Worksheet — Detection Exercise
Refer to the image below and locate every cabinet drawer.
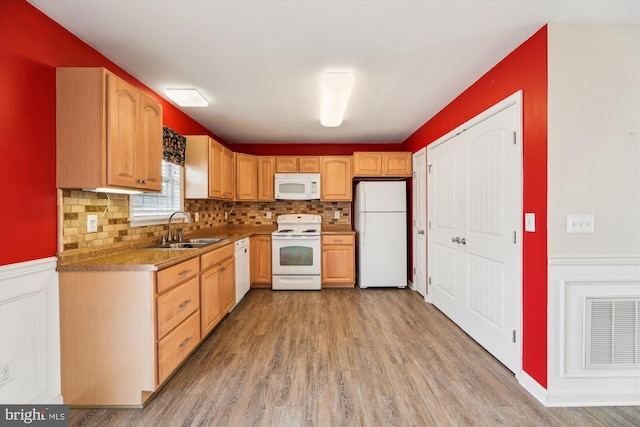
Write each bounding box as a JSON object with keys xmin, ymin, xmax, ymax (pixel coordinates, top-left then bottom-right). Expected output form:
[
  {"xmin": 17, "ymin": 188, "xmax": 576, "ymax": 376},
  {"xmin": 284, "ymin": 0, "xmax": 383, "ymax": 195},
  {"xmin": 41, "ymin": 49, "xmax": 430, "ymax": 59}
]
[
  {"xmin": 157, "ymin": 310, "xmax": 200, "ymax": 384},
  {"xmin": 157, "ymin": 257, "xmax": 200, "ymax": 294},
  {"xmin": 201, "ymin": 244, "xmax": 234, "ymax": 271},
  {"xmin": 322, "ymin": 235, "xmax": 354, "ymax": 245},
  {"xmin": 157, "ymin": 276, "xmax": 200, "ymax": 339}
]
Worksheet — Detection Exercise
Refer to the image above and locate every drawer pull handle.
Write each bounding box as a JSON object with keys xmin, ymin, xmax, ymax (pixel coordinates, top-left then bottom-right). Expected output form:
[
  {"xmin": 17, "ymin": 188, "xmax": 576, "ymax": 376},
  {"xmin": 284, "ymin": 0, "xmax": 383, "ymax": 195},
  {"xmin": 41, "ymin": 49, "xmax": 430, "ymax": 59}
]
[
  {"xmin": 178, "ymin": 299, "xmax": 192, "ymax": 310},
  {"xmin": 179, "ymin": 336, "xmax": 193, "ymax": 349},
  {"xmin": 334, "ymin": 239, "xmax": 343, "ymax": 243},
  {"xmin": 178, "ymin": 269, "xmax": 192, "ymax": 276}
]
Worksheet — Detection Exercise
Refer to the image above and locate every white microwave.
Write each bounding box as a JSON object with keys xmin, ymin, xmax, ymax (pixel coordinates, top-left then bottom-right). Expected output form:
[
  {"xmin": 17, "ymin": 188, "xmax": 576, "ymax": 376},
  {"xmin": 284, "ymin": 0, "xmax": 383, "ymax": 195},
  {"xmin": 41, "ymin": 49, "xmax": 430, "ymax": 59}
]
[{"xmin": 275, "ymin": 173, "xmax": 321, "ymax": 200}]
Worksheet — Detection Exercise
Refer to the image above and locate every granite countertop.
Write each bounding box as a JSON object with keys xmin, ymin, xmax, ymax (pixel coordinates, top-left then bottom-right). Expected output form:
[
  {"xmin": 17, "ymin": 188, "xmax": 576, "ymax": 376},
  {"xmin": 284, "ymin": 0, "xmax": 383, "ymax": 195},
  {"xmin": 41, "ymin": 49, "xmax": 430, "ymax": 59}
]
[
  {"xmin": 57, "ymin": 225, "xmax": 276, "ymax": 272},
  {"xmin": 57, "ymin": 223, "xmax": 354, "ymax": 272}
]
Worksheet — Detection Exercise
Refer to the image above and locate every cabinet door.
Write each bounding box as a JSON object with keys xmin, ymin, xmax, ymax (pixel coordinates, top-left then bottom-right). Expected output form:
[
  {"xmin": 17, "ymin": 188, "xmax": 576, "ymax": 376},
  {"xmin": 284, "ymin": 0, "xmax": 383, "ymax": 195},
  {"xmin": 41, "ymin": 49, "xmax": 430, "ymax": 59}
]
[
  {"xmin": 219, "ymin": 258, "xmax": 236, "ymax": 314},
  {"xmin": 223, "ymin": 148, "xmax": 235, "ymax": 199},
  {"xmin": 139, "ymin": 94, "xmax": 163, "ymax": 191},
  {"xmin": 107, "ymin": 73, "xmax": 139, "ymax": 188},
  {"xmin": 276, "ymin": 157, "xmax": 297, "ymax": 173},
  {"xmin": 321, "ymin": 156, "xmax": 352, "ymax": 201},
  {"xmin": 353, "ymin": 152, "xmax": 382, "ymax": 176},
  {"xmin": 321, "ymin": 235, "xmax": 355, "ymax": 287},
  {"xmin": 258, "ymin": 157, "xmax": 275, "ymax": 201},
  {"xmin": 298, "ymin": 156, "xmax": 320, "ymax": 173},
  {"xmin": 250, "ymin": 236, "xmax": 272, "ymax": 287},
  {"xmin": 383, "ymin": 152, "xmax": 412, "ymax": 176},
  {"xmin": 200, "ymin": 266, "xmax": 221, "ymax": 337},
  {"xmin": 208, "ymin": 140, "xmax": 224, "ymax": 198},
  {"xmin": 236, "ymin": 153, "xmax": 257, "ymax": 200}
]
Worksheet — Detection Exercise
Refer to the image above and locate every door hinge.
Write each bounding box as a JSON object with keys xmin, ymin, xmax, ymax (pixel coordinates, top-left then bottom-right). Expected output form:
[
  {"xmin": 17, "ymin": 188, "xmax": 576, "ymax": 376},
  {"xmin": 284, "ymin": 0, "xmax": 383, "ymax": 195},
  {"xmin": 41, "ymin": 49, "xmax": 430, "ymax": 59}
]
[
  {"xmin": 428, "ymin": 277, "xmax": 431, "ymax": 285},
  {"xmin": 413, "ymin": 267, "xmax": 416, "ymax": 274},
  {"xmin": 512, "ymin": 330, "xmax": 516, "ymax": 343},
  {"xmin": 428, "ymin": 221, "xmax": 431, "ymax": 229},
  {"xmin": 428, "ymin": 164, "xmax": 432, "ymax": 173},
  {"xmin": 513, "ymin": 231, "xmax": 517, "ymax": 244},
  {"xmin": 513, "ymin": 131, "xmax": 517, "ymax": 145}
]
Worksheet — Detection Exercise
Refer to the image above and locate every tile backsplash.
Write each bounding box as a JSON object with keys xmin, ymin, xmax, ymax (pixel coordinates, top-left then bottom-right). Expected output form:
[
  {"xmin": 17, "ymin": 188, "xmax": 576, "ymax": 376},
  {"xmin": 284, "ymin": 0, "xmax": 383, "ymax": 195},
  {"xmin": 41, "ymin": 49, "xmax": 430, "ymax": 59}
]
[{"xmin": 60, "ymin": 190, "xmax": 351, "ymax": 255}]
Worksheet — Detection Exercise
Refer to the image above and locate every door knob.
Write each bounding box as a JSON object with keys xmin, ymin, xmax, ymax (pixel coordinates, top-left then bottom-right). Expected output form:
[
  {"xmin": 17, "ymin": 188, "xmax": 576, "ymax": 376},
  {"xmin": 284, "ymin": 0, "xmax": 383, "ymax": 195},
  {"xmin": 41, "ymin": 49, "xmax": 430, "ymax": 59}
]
[
  {"xmin": 418, "ymin": 230, "xmax": 425, "ymax": 235},
  {"xmin": 452, "ymin": 236, "xmax": 460, "ymax": 243},
  {"xmin": 461, "ymin": 237, "xmax": 466, "ymax": 245}
]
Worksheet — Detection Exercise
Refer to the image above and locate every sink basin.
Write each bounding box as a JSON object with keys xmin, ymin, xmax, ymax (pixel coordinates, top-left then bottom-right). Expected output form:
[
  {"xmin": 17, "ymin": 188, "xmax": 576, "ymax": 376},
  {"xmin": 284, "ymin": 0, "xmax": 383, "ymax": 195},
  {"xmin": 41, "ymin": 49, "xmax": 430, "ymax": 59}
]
[
  {"xmin": 144, "ymin": 237, "xmax": 228, "ymax": 250},
  {"xmin": 146, "ymin": 242, "xmax": 210, "ymax": 250},
  {"xmin": 185, "ymin": 238, "xmax": 227, "ymax": 244}
]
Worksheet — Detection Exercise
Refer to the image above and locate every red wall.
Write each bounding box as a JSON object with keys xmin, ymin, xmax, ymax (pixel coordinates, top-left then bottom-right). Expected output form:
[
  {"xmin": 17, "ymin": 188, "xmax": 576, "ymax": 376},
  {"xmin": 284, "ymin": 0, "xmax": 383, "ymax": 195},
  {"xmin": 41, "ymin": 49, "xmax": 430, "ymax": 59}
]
[
  {"xmin": 231, "ymin": 143, "xmax": 403, "ymax": 156},
  {"xmin": 0, "ymin": 1, "xmax": 405, "ymax": 265},
  {"xmin": 402, "ymin": 27, "xmax": 548, "ymax": 387}
]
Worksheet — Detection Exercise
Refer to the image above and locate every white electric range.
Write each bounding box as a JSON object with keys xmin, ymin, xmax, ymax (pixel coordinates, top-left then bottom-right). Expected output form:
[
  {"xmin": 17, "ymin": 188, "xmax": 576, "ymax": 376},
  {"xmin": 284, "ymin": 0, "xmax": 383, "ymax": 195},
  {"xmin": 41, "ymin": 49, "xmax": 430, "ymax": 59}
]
[{"xmin": 271, "ymin": 214, "xmax": 322, "ymax": 290}]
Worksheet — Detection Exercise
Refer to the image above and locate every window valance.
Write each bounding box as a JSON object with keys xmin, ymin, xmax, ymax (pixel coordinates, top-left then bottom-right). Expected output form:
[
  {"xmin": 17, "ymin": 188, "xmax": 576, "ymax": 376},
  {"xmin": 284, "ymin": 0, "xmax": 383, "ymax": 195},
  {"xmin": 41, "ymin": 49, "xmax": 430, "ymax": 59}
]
[{"xmin": 162, "ymin": 126, "xmax": 186, "ymax": 166}]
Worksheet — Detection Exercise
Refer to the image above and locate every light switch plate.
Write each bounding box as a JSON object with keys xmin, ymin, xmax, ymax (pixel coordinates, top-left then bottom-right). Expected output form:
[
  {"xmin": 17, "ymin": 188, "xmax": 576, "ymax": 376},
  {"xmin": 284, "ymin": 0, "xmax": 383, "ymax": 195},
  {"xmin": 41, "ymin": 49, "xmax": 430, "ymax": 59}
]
[
  {"xmin": 266, "ymin": 212, "xmax": 272, "ymax": 219},
  {"xmin": 334, "ymin": 211, "xmax": 340, "ymax": 219},
  {"xmin": 87, "ymin": 215, "xmax": 98, "ymax": 233},
  {"xmin": 566, "ymin": 214, "xmax": 595, "ymax": 233},
  {"xmin": 524, "ymin": 213, "xmax": 535, "ymax": 232}
]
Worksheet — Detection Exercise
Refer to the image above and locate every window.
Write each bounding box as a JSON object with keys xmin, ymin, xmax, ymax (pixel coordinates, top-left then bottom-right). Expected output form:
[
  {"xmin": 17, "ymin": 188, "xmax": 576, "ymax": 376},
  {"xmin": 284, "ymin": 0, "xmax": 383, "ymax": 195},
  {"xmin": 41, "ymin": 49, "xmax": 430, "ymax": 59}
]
[{"xmin": 130, "ymin": 160, "xmax": 183, "ymax": 226}]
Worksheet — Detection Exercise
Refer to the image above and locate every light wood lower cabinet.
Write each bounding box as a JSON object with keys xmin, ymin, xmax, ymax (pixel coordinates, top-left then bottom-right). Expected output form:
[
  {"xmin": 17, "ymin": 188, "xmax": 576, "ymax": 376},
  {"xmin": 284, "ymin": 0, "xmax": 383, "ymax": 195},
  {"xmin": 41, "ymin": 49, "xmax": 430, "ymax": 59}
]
[
  {"xmin": 250, "ymin": 235, "xmax": 272, "ymax": 287},
  {"xmin": 321, "ymin": 234, "xmax": 355, "ymax": 288},
  {"xmin": 200, "ymin": 244, "xmax": 235, "ymax": 338},
  {"xmin": 58, "ymin": 245, "xmax": 238, "ymax": 407}
]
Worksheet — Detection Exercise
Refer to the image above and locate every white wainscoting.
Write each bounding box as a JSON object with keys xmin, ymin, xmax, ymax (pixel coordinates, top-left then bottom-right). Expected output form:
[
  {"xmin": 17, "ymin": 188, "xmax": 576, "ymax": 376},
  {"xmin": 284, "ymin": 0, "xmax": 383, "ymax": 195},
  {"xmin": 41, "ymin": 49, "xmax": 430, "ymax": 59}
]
[
  {"xmin": 546, "ymin": 255, "xmax": 640, "ymax": 407},
  {"xmin": 0, "ymin": 257, "xmax": 61, "ymax": 404}
]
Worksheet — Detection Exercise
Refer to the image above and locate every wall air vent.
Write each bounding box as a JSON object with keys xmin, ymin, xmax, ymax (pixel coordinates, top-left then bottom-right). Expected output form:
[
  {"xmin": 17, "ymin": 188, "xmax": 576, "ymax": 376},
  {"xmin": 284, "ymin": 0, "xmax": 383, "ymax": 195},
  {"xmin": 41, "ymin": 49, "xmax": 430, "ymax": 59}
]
[{"xmin": 586, "ymin": 298, "xmax": 640, "ymax": 370}]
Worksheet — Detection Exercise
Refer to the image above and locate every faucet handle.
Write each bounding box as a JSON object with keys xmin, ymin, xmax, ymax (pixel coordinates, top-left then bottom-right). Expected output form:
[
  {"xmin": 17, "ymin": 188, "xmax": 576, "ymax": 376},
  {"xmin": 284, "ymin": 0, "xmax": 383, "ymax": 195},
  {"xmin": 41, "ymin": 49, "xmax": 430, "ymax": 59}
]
[
  {"xmin": 178, "ymin": 228, "xmax": 183, "ymax": 242},
  {"xmin": 161, "ymin": 235, "xmax": 167, "ymax": 245}
]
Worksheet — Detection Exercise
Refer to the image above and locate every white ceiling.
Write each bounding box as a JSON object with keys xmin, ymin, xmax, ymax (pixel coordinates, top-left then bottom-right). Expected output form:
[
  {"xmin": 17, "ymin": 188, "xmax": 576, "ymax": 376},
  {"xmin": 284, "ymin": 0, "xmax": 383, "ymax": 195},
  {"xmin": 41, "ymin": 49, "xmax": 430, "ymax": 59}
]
[{"xmin": 29, "ymin": 0, "xmax": 639, "ymax": 144}]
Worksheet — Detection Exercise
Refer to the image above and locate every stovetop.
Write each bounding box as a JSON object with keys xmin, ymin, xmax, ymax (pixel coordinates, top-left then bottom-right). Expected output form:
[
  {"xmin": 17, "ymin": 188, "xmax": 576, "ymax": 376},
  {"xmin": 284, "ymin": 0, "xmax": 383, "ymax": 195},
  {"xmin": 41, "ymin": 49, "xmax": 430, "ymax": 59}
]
[{"xmin": 273, "ymin": 214, "xmax": 321, "ymax": 235}]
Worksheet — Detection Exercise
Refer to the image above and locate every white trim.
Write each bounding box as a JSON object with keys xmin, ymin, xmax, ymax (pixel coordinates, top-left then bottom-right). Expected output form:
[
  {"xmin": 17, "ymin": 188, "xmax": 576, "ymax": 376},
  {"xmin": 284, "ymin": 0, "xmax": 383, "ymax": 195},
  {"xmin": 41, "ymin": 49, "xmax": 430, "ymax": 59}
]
[
  {"xmin": 0, "ymin": 257, "xmax": 61, "ymax": 405},
  {"xmin": 518, "ymin": 371, "xmax": 548, "ymax": 406},
  {"xmin": 549, "ymin": 255, "xmax": 640, "ymax": 266}
]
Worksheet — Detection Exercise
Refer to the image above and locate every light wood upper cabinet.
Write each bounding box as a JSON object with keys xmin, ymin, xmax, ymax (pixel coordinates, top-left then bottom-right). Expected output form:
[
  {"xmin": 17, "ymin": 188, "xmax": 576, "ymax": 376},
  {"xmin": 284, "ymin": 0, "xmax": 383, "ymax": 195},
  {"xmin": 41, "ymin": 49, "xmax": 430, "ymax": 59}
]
[
  {"xmin": 321, "ymin": 234, "xmax": 355, "ymax": 287},
  {"xmin": 250, "ymin": 236, "xmax": 272, "ymax": 287},
  {"xmin": 185, "ymin": 135, "xmax": 234, "ymax": 200},
  {"xmin": 353, "ymin": 152, "xmax": 412, "ymax": 177},
  {"xmin": 276, "ymin": 156, "xmax": 320, "ymax": 173},
  {"xmin": 57, "ymin": 67, "xmax": 162, "ymax": 192},
  {"xmin": 321, "ymin": 156, "xmax": 352, "ymax": 201},
  {"xmin": 298, "ymin": 156, "xmax": 320, "ymax": 172},
  {"xmin": 258, "ymin": 156, "xmax": 275, "ymax": 201},
  {"xmin": 235, "ymin": 153, "xmax": 258, "ymax": 201}
]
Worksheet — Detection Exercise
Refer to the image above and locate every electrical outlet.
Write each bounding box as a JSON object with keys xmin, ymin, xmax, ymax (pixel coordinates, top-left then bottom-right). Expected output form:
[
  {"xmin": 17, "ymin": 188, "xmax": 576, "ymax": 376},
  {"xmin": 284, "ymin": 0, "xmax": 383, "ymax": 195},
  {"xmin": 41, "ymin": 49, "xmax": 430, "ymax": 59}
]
[
  {"xmin": 194, "ymin": 212, "xmax": 199, "ymax": 222},
  {"xmin": 87, "ymin": 215, "xmax": 98, "ymax": 233},
  {"xmin": 224, "ymin": 212, "xmax": 228, "ymax": 220},
  {"xmin": 1, "ymin": 360, "xmax": 14, "ymax": 386},
  {"xmin": 334, "ymin": 211, "xmax": 340, "ymax": 219},
  {"xmin": 266, "ymin": 212, "xmax": 272, "ymax": 219}
]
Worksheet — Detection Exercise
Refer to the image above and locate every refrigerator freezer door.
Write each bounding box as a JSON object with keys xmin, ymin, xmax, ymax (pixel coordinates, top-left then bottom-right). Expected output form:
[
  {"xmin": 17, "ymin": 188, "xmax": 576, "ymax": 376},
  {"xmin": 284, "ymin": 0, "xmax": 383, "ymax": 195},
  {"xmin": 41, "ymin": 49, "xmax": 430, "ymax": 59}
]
[
  {"xmin": 357, "ymin": 211, "xmax": 407, "ymax": 288},
  {"xmin": 357, "ymin": 181, "xmax": 406, "ymax": 212}
]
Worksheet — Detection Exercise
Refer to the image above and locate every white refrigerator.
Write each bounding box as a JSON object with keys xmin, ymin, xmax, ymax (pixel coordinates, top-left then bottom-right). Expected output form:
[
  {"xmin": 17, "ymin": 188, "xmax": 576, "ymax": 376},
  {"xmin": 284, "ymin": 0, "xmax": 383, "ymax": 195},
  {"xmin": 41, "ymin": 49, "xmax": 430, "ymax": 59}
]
[{"xmin": 354, "ymin": 181, "xmax": 407, "ymax": 288}]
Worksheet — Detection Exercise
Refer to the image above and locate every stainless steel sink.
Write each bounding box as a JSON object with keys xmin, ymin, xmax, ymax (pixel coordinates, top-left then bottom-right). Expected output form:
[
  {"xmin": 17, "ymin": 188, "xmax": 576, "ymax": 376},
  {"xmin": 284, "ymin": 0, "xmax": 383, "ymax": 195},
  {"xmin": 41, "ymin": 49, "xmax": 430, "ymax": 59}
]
[
  {"xmin": 144, "ymin": 237, "xmax": 227, "ymax": 250},
  {"xmin": 146, "ymin": 242, "xmax": 210, "ymax": 250},
  {"xmin": 185, "ymin": 238, "xmax": 227, "ymax": 244}
]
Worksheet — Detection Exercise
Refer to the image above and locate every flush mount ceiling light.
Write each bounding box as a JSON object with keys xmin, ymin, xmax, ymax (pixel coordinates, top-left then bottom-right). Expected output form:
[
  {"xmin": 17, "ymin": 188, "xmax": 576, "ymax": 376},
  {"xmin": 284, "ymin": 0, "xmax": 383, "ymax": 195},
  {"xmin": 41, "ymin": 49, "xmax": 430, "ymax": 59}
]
[
  {"xmin": 320, "ymin": 71, "xmax": 354, "ymax": 127},
  {"xmin": 164, "ymin": 88, "xmax": 208, "ymax": 107}
]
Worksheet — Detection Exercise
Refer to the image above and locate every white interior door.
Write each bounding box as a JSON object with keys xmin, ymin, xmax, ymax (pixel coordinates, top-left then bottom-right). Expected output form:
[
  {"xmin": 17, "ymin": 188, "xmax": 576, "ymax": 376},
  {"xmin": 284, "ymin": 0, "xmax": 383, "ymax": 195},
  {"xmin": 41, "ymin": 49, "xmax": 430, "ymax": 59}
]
[
  {"xmin": 412, "ymin": 148, "xmax": 428, "ymax": 298},
  {"xmin": 428, "ymin": 96, "xmax": 522, "ymax": 374}
]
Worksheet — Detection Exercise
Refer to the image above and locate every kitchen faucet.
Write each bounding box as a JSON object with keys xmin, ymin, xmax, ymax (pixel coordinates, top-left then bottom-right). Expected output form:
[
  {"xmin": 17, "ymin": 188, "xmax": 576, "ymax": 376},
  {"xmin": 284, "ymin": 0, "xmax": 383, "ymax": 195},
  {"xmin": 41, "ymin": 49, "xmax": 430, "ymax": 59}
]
[{"xmin": 166, "ymin": 211, "xmax": 192, "ymax": 243}]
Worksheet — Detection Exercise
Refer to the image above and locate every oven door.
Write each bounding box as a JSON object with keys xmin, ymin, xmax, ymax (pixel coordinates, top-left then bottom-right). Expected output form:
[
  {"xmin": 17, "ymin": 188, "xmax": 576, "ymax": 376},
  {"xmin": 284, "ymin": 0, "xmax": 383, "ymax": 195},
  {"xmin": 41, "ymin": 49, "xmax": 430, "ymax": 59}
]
[{"xmin": 272, "ymin": 235, "xmax": 321, "ymax": 276}]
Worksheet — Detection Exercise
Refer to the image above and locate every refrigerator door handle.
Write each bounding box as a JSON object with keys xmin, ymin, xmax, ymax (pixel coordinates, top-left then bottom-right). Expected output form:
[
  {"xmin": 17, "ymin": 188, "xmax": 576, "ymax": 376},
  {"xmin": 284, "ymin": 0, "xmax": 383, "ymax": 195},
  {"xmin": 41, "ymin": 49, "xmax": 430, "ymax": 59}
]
[{"xmin": 361, "ymin": 213, "xmax": 365, "ymax": 246}]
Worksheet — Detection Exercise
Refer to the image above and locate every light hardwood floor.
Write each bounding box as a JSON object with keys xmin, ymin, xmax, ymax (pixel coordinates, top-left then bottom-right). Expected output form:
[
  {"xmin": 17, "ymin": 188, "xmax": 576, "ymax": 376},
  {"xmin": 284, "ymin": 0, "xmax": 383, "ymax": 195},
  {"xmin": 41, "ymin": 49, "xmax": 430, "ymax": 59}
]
[{"xmin": 70, "ymin": 288, "xmax": 640, "ymax": 426}]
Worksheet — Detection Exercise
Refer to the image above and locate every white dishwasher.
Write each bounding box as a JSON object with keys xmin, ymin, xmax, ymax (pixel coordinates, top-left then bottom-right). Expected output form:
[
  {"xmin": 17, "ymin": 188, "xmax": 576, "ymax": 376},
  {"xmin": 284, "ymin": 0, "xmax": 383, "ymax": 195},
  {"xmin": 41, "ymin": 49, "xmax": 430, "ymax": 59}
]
[{"xmin": 233, "ymin": 237, "xmax": 250, "ymax": 310}]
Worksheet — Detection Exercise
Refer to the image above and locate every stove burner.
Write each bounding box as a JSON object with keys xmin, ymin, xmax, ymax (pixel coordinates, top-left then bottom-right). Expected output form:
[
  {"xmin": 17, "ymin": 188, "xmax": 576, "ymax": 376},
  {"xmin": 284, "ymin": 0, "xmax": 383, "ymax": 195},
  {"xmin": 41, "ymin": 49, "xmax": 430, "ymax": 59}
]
[
  {"xmin": 278, "ymin": 229, "xmax": 294, "ymax": 233},
  {"xmin": 302, "ymin": 229, "xmax": 317, "ymax": 233}
]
